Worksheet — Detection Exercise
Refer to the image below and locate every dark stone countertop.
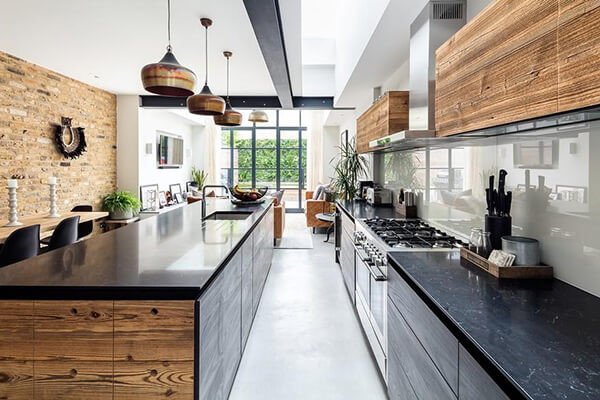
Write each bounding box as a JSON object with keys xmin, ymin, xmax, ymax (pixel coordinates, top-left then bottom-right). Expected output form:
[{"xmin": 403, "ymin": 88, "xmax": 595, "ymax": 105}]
[
  {"xmin": 388, "ymin": 251, "xmax": 600, "ymax": 400},
  {"xmin": 336, "ymin": 199, "xmax": 398, "ymax": 220},
  {"xmin": 0, "ymin": 199, "xmax": 272, "ymax": 300}
]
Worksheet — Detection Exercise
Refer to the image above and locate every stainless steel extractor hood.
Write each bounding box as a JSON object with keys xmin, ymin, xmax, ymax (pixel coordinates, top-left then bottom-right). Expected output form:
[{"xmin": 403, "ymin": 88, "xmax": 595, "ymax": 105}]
[{"xmin": 369, "ymin": 0, "xmax": 466, "ymax": 150}]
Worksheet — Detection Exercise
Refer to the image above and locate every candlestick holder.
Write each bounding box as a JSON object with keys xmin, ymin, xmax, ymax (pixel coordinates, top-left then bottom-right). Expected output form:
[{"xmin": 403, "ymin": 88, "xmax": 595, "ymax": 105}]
[
  {"xmin": 48, "ymin": 183, "xmax": 60, "ymax": 218},
  {"xmin": 4, "ymin": 186, "xmax": 22, "ymax": 227}
]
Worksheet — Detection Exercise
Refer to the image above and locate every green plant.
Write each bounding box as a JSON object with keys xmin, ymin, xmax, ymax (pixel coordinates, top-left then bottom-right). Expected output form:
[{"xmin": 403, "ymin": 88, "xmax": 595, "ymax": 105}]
[
  {"xmin": 384, "ymin": 151, "xmax": 420, "ymax": 188},
  {"xmin": 102, "ymin": 190, "xmax": 141, "ymax": 215},
  {"xmin": 191, "ymin": 167, "xmax": 208, "ymax": 189},
  {"xmin": 330, "ymin": 137, "xmax": 369, "ymax": 201}
]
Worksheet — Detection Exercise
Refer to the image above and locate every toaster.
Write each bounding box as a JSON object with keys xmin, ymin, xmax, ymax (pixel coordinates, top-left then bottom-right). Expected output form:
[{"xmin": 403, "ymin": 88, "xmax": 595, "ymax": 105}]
[{"xmin": 366, "ymin": 187, "xmax": 393, "ymax": 205}]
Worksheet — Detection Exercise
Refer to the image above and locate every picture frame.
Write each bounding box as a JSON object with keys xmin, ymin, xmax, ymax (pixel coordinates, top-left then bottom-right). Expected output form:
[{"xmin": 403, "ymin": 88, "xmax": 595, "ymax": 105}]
[
  {"xmin": 186, "ymin": 181, "xmax": 197, "ymax": 193},
  {"xmin": 139, "ymin": 184, "xmax": 159, "ymax": 211},
  {"xmin": 174, "ymin": 193, "xmax": 184, "ymax": 204},
  {"xmin": 170, "ymin": 183, "xmax": 182, "ymax": 197},
  {"xmin": 158, "ymin": 191, "xmax": 167, "ymax": 208},
  {"xmin": 340, "ymin": 129, "xmax": 348, "ymax": 152}
]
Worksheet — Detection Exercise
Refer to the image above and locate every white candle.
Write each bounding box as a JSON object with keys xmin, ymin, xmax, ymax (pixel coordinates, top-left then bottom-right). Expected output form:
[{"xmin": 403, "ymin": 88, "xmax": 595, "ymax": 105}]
[
  {"xmin": 47, "ymin": 176, "xmax": 57, "ymax": 185},
  {"xmin": 7, "ymin": 179, "xmax": 17, "ymax": 188}
]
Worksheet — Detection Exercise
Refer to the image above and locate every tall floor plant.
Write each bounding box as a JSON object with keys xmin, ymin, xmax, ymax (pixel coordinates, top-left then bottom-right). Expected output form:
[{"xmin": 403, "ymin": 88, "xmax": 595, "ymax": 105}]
[{"xmin": 330, "ymin": 137, "xmax": 368, "ymax": 201}]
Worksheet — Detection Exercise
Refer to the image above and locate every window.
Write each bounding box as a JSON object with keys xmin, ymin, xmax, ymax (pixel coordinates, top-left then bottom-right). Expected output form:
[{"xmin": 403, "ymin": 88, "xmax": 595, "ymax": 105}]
[{"xmin": 219, "ymin": 110, "xmax": 307, "ymax": 211}]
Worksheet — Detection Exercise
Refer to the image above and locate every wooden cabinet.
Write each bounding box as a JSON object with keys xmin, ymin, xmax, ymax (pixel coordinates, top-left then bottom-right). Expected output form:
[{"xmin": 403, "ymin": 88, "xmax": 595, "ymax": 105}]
[
  {"xmin": 0, "ymin": 301, "xmax": 34, "ymax": 400},
  {"xmin": 435, "ymin": 0, "xmax": 559, "ymax": 137},
  {"xmin": 241, "ymin": 232, "xmax": 254, "ymax": 349},
  {"xmin": 388, "ymin": 267, "xmax": 458, "ymax": 394},
  {"xmin": 356, "ymin": 91, "xmax": 409, "ymax": 153},
  {"xmin": 198, "ymin": 252, "xmax": 242, "ymax": 400},
  {"xmin": 114, "ymin": 301, "xmax": 195, "ymax": 399},
  {"xmin": 459, "ymin": 345, "xmax": 509, "ymax": 400},
  {"xmin": 387, "ymin": 298, "xmax": 456, "ymax": 400},
  {"xmin": 557, "ymin": 0, "xmax": 600, "ymax": 112},
  {"xmin": 338, "ymin": 210, "xmax": 355, "ymax": 302}
]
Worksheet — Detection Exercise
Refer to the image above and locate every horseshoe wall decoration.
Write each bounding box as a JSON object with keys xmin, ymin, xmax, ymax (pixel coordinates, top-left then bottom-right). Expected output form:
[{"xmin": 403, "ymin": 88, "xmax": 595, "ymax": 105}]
[{"xmin": 54, "ymin": 117, "xmax": 87, "ymax": 159}]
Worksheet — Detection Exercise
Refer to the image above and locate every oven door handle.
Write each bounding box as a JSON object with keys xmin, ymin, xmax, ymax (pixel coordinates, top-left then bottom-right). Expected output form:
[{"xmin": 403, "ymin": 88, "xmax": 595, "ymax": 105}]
[{"xmin": 353, "ymin": 243, "xmax": 386, "ymax": 281}]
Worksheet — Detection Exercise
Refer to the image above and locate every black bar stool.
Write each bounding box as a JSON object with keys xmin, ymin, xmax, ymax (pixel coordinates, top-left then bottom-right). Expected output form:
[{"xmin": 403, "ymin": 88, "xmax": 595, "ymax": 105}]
[
  {"xmin": 40, "ymin": 216, "xmax": 80, "ymax": 252},
  {"xmin": 0, "ymin": 224, "xmax": 40, "ymax": 267},
  {"xmin": 71, "ymin": 204, "xmax": 93, "ymax": 239}
]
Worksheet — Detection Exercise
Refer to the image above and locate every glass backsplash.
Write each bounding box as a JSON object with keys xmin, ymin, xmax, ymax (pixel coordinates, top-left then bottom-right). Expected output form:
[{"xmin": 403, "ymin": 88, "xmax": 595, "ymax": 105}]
[{"xmin": 376, "ymin": 120, "xmax": 600, "ymax": 297}]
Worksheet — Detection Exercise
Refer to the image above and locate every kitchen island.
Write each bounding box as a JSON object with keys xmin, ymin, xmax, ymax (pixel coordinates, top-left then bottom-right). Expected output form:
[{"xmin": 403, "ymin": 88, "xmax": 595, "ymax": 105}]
[{"xmin": 0, "ymin": 199, "xmax": 274, "ymax": 400}]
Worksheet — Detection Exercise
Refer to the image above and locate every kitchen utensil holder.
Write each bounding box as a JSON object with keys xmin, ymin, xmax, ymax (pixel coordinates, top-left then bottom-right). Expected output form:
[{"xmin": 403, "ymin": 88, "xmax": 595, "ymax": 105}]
[
  {"xmin": 485, "ymin": 215, "xmax": 511, "ymax": 250},
  {"xmin": 395, "ymin": 204, "xmax": 417, "ymax": 218}
]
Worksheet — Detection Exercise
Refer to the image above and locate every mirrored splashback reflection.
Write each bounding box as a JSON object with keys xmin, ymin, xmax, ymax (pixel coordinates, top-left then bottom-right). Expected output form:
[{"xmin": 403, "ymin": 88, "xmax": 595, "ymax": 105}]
[{"xmin": 376, "ymin": 120, "xmax": 600, "ymax": 296}]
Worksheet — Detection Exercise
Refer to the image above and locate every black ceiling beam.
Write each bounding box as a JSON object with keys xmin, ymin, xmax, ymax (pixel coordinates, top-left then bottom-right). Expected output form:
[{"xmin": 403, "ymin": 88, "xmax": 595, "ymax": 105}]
[
  {"xmin": 139, "ymin": 95, "xmax": 349, "ymax": 110},
  {"xmin": 242, "ymin": 0, "xmax": 294, "ymax": 108}
]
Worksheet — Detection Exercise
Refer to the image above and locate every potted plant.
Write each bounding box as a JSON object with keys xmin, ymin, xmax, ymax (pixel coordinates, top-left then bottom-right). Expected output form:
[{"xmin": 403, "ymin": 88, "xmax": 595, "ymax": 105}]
[
  {"xmin": 330, "ymin": 137, "xmax": 369, "ymax": 201},
  {"xmin": 102, "ymin": 190, "xmax": 142, "ymax": 220},
  {"xmin": 191, "ymin": 167, "xmax": 208, "ymax": 190}
]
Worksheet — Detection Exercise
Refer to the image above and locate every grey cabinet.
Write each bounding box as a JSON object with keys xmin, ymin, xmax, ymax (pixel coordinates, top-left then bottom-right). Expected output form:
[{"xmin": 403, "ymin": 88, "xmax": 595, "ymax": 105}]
[
  {"xmin": 338, "ymin": 211, "xmax": 355, "ymax": 302},
  {"xmin": 387, "ymin": 298, "xmax": 456, "ymax": 400},
  {"xmin": 459, "ymin": 345, "xmax": 509, "ymax": 400},
  {"xmin": 388, "ymin": 266, "xmax": 458, "ymax": 394},
  {"xmin": 241, "ymin": 233, "xmax": 253, "ymax": 349},
  {"xmin": 198, "ymin": 251, "xmax": 242, "ymax": 400},
  {"xmin": 253, "ymin": 207, "xmax": 273, "ymax": 314}
]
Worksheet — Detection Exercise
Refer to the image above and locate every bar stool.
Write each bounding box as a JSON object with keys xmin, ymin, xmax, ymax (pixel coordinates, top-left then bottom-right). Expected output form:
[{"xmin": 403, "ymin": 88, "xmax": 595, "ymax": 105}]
[
  {"xmin": 71, "ymin": 204, "xmax": 93, "ymax": 239},
  {"xmin": 0, "ymin": 224, "xmax": 40, "ymax": 267},
  {"xmin": 40, "ymin": 216, "xmax": 80, "ymax": 252}
]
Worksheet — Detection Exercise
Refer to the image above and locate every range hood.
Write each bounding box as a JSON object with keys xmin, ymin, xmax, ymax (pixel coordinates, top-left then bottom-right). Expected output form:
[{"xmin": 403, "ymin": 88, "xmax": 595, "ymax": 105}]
[{"xmin": 369, "ymin": 0, "xmax": 466, "ymax": 150}]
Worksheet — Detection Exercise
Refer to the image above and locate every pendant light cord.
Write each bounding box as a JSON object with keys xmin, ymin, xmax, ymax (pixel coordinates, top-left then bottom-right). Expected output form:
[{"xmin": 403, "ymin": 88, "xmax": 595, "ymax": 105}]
[
  {"xmin": 167, "ymin": 0, "xmax": 172, "ymax": 51},
  {"xmin": 204, "ymin": 24, "xmax": 209, "ymax": 86},
  {"xmin": 226, "ymin": 55, "xmax": 230, "ymax": 102}
]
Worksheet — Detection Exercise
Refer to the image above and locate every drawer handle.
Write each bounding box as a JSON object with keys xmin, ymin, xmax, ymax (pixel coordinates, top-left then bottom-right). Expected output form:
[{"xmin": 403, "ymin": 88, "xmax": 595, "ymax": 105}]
[
  {"xmin": 70, "ymin": 308, "xmax": 78, "ymax": 315},
  {"xmin": 151, "ymin": 308, "xmax": 159, "ymax": 315}
]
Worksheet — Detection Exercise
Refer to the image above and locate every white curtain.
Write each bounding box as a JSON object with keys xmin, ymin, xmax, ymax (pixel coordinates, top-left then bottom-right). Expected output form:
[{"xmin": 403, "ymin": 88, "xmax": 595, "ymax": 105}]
[
  {"xmin": 204, "ymin": 118, "xmax": 220, "ymax": 185},
  {"xmin": 306, "ymin": 110, "xmax": 325, "ymax": 190}
]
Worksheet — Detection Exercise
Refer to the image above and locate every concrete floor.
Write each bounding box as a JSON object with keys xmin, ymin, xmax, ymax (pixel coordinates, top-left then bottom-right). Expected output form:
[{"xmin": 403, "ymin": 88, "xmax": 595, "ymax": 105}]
[{"xmin": 229, "ymin": 214, "xmax": 387, "ymax": 400}]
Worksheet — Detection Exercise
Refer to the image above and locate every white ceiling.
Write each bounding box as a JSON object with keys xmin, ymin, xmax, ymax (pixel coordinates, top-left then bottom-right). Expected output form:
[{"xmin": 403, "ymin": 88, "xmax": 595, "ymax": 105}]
[{"xmin": 0, "ymin": 0, "xmax": 276, "ymax": 96}]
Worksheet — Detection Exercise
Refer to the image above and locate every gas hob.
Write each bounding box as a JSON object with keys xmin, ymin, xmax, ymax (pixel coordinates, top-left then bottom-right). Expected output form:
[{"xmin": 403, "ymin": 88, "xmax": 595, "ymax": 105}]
[{"xmin": 360, "ymin": 217, "xmax": 465, "ymax": 250}]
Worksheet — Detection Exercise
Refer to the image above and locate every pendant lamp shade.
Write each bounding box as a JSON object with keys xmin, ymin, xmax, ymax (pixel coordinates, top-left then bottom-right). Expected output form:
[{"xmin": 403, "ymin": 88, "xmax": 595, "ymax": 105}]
[
  {"xmin": 248, "ymin": 110, "xmax": 269, "ymax": 123},
  {"xmin": 214, "ymin": 51, "xmax": 242, "ymax": 126},
  {"xmin": 141, "ymin": 0, "xmax": 196, "ymax": 96},
  {"xmin": 187, "ymin": 18, "xmax": 226, "ymax": 116}
]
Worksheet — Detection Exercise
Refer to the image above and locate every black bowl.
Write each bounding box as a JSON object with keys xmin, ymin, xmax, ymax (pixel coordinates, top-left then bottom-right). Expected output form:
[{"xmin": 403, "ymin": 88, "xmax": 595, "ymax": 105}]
[{"xmin": 230, "ymin": 187, "xmax": 268, "ymax": 201}]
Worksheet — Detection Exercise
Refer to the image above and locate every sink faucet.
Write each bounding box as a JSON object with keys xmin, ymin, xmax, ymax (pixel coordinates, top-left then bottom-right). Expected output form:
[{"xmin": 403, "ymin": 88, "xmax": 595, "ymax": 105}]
[{"xmin": 202, "ymin": 185, "xmax": 230, "ymax": 218}]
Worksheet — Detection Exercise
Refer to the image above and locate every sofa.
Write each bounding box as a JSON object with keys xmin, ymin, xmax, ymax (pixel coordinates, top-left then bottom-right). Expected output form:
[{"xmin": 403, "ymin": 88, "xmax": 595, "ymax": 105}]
[{"xmin": 305, "ymin": 191, "xmax": 332, "ymax": 230}]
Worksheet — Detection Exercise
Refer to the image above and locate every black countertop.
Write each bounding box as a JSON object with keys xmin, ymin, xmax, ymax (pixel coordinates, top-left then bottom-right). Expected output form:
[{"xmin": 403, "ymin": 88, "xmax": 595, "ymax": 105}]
[
  {"xmin": 0, "ymin": 199, "xmax": 272, "ymax": 300},
  {"xmin": 388, "ymin": 251, "xmax": 600, "ymax": 400},
  {"xmin": 336, "ymin": 199, "xmax": 398, "ymax": 220}
]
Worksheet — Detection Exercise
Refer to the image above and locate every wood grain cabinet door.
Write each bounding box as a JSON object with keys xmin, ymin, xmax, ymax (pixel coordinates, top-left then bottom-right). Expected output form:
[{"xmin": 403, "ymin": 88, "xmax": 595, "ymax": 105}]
[
  {"xmin": 199, "ymin": 274, "xmax": 225, "ymax": 400},
  {"xmin": 241, "ymin": 233, "xmax": 254, "ymax": 349},
  {"xmin": 458, "ymin": 345, "xmax": 509, "ymax": 400},
  {"xmin": 0, "ymin": 301, "xmax": 34, "ymax": 400},
  {"xmin": 114, "ymin": 301, "xmax": 195, "ymax": 400},
  {"xmin": 557, "ymin": 0, "xmax": 600, "ymax": 112},
  {"xmin": 221, "ymin": 252, "xmax": 242, "ymax": 397},
  {"xmin": 33, "ymin": 300, "xmax": 114, "ymax": 400}
]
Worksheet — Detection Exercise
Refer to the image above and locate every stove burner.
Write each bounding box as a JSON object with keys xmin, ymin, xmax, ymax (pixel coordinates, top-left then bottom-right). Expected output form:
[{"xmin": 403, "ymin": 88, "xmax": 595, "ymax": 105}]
[{"xmin": 363, "ymin": 217, "xmax": 462, "ymax": 250}]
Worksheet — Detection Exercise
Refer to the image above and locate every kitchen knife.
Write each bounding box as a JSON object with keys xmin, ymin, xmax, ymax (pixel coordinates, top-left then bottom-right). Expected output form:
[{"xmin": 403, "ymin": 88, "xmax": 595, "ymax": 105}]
[
  {"xmin": 485, "ymin": 188, "xmax": 492, "ymax": 215},
  {"xmin": 498, "ymin": 170, "xmax": 507, "ymax": 216},
  {"xmin": 506, "ymin": 191, "xmax": 512, "ymax": 216},
  {"xmin": 492, "ymin": 189, "xmax": 498, "ymax": 216}
]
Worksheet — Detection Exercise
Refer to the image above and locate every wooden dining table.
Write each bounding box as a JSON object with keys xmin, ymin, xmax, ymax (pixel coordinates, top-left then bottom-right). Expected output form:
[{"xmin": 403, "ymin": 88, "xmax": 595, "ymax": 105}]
[{"xmin": 0, "ymin": 211, "xmax": 108, "ymax": 243}]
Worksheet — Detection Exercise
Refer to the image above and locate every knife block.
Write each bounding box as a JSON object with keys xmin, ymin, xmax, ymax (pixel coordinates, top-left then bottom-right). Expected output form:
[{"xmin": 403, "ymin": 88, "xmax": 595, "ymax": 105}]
[{"xmin": 485, "ymin": 215, "xmax": 511, "ymax": 250}]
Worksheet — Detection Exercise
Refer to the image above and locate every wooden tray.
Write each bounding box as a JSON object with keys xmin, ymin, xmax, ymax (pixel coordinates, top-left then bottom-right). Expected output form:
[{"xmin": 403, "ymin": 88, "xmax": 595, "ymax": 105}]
[{"xmin": 460, "ymin": 247, "xmax": 553, "ymax": 279}]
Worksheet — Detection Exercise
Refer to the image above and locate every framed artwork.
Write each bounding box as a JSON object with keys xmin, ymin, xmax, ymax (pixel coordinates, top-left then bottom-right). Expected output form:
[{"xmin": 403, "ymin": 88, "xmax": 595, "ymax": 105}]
[
  {"xmin": 170, "ymin": 183, "xmax": 182, "ymax": 197},
  {"xmin": 186, "ymin": 181, "xmax": 197, "ymax": 193},
  {"xmin": 340, "ymin": 129, "xmax": 348, "ymax": 152},
  {"xmin": 140, "ymin": 184, "xmax": 159, "ymax": 211},
  {"xmin": 158, "ymin": 191, "xmax": 167, "ymax": 208},
  {"xmin": 555, "ymin": 185, "xmax": 587, "ymax": 203},
  {"xmin": 174, "ymin": 193, "xmax": 184, "ymax": 204}
]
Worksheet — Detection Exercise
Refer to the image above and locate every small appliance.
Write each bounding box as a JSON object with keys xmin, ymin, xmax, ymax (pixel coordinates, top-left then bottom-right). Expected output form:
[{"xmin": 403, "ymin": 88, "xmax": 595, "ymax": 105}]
[{"xmin": 366, "ymin": 187, "xmax": 393, "ymax": 206}]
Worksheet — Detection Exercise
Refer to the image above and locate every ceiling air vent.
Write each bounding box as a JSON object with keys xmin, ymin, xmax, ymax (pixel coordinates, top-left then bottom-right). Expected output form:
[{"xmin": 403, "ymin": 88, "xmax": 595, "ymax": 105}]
[{"xmin": 433, "ymin": 2, "xmax": 464, "ymax": 20}]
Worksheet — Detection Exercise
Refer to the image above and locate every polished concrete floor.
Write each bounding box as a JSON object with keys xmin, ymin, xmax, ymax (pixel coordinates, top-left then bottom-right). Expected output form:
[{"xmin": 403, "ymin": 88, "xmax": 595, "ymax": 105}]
[{"xmin": 230, "ymin": 214, "xmax": 387, "ymax": 400}]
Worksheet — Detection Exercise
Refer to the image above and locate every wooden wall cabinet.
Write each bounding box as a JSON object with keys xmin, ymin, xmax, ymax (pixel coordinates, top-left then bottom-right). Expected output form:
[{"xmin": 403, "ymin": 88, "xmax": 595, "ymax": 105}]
[{"xmin": 356, "ymin": 91, "xmax": 409, "ymax": 153}]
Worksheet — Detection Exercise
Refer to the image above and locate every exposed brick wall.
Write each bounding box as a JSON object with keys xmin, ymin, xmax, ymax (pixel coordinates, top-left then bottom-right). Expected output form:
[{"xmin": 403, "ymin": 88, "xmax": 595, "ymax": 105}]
[{"xmin": 0, "ymin": 51, "xmax": 117, "ymax": 218}]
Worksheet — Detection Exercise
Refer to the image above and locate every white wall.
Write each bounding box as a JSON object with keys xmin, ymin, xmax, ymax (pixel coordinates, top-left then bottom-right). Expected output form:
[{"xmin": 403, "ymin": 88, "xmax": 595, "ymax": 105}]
[
  {"xmin": 323, "ymin": 126, "xmax": 339, "ymax": 182},
  {"xmin": 138, "ymin": 109, "xmax": 196, "ymax": 193},
  {"xmin": 467, "ymin": 0, "xmax": 493, "ymax": 21},
  {"xmin": 116, "ymin": 95, "xmax": 140, "ymax": 195}
]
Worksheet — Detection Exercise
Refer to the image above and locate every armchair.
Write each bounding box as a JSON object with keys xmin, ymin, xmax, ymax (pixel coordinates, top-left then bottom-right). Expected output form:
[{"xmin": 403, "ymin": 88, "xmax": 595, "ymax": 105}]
[{"xmin": 305, "ymin": 191, "xmax": 332, "ymax": 229}]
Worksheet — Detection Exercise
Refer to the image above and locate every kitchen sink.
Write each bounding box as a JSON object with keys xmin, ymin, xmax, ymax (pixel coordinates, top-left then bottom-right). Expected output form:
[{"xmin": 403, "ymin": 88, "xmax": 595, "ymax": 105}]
[{"xmin": 203, "ymin": 211, "xmax": 253, "ymax": 221}]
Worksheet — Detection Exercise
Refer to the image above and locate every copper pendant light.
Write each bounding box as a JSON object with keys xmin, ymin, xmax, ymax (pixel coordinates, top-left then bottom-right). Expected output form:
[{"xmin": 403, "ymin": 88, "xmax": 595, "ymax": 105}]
[
  {"xmin": 214, "ymin": 51, "xmax": 242, "ymax": 126},
  {"xmin": 248, "ymin": 110, "xmax": 269, "ymax": 123},
  {"xmin": 141, "ymin": 0, "xmax": 196, "ymax": 97},
  {"xmin": 187, "ymin": 18, "xmax": 226, "ymax": 116}
]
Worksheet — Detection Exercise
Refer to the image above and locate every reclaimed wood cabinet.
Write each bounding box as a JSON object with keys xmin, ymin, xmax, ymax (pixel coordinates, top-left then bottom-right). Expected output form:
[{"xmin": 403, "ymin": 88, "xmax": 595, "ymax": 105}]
[{"xmin": 356, "ymin": 91, "xmax": 409, "ymax": 153}]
